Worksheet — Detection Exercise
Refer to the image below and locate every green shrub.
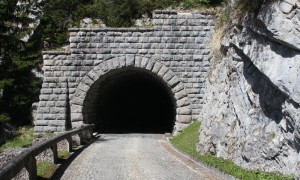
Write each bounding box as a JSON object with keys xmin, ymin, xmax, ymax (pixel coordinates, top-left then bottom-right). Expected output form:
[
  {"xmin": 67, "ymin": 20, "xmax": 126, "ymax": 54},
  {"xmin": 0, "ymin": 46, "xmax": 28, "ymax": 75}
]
[
  {"xmin": 37, "ymin": 161, "xmax": 57, "ymax": 179},
  {"xmin": 58, "ymin": 150, "xmax": 70, "ymax": 159},
  {"xmin": 0, "ymin": 114, "xmax": 10, "ymax": 124},
  {"xmin": 237, "ymin": 0, "xmax": 264, "ymax": 14},
  {"xmin": 216, "ymin": 7, "xmax": 230, "ymax": 28},
  {"xmin": 180, "ymin": 0, "xmax": 211, "ymax": 8}
]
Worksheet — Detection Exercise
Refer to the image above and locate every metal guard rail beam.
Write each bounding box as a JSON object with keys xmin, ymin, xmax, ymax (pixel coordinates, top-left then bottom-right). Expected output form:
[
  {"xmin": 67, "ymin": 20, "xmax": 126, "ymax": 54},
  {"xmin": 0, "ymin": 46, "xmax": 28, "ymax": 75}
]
[{"xmin": 0, "ymin": 124, "xmax": 94, "ymax": 180}]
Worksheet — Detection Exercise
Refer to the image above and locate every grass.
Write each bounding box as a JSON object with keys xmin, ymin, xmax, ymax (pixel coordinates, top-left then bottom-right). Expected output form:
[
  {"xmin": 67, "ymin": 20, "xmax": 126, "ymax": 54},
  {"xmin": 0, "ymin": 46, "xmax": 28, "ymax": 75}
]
[
  {"xmin": 236, "ymin": 0, "xmax": 264, "ymax": 14},
  {"xmin": 170, "ymin": 121, "xmax": 201, "ymax": 156},
  {"xmin": 37, "ymin": 161, "xmax": 57, "ymax": 179},
  {"xmin": 58, "ymin": 150, "xmax": 70, "ymax": 159},
  {"xmin": 215, "ymin": 7, "xmax": 230, "ymax": 29},
  {"xmin": 170, "ymin": 121, "xmax": 294, "ymax": 180},
  {"xmin": 0, "ymin": 126, "xmax": 34, "ymax": 152}
]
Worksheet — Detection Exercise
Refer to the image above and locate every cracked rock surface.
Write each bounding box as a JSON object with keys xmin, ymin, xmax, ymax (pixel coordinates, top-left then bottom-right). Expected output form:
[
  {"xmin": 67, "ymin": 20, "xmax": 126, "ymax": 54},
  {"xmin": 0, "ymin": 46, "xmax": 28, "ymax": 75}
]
[{"xmin": 198, "ymin": 0, "xmax": 300, "ymax": 177}]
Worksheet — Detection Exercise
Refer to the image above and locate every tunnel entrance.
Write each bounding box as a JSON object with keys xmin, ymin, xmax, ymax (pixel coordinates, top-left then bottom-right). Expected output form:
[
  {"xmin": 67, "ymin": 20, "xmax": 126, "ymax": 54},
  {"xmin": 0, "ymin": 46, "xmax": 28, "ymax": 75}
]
[{"xmin": 83, "ymin": 67, "xmax": 176, "ymax": 134}]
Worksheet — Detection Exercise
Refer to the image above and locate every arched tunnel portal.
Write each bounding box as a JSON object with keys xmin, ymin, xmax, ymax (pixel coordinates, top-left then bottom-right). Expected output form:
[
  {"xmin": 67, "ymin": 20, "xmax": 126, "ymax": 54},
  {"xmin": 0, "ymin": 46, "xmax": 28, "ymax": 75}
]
[{"xmin": 82, "ymin": 67, "xmax": 177, "ymax": 133}]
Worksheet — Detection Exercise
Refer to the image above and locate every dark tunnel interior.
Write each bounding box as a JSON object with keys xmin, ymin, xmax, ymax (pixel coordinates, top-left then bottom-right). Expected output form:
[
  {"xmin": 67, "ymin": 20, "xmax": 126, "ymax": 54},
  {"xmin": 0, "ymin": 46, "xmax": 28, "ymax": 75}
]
[{"xmin": 83, "ymin": 68, "xmax": 176, "ymax": 134}]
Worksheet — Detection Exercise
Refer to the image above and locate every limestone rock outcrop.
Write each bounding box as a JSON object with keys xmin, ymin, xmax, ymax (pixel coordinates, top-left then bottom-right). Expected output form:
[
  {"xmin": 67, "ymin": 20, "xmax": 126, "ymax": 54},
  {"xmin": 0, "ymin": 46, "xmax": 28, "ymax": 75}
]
[{"xmin": 198, "ymin": 0, "xmax": 300, "ymax": 177}]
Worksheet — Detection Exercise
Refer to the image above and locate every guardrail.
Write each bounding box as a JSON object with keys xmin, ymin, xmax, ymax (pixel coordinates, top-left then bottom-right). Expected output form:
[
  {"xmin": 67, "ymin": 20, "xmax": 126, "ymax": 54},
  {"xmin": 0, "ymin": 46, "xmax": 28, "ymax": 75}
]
[{"xmin": 0, "ymin": 124, "xmax": 95, "ymax": 180}]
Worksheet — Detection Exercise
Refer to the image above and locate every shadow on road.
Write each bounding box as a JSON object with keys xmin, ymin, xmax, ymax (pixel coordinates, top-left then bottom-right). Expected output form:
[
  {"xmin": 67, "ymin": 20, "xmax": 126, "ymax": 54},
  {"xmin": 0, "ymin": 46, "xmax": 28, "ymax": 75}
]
[{"xmin": 51, "ymin": 135, "xmax": 112, "ymax": 180}]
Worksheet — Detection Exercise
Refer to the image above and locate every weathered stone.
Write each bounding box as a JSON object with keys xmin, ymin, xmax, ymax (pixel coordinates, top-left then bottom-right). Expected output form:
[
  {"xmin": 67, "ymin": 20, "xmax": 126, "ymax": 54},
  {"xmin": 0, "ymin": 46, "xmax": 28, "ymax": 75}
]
[
  {"xmin": 140, "ymin": 57, "xmax": 149, "ymax": 68},
  {"xmin": 37, "ymin": 107, "xmax": 50, "ymax": 113},
  {"xmin": 149, "ymin": 37, "xmax": 161, "ymax": 43},
  {"xmin": 125, "ymin": 55, "xmax": 135, "ymax": 66},
  {"xmin": 43, "ymin": 126, "xmax": 57, "ymax": 132},
  {"xmin": 35, "ymin": 120, "xmax": 48, "ymax": 126},
  {"xmin": 177, "ymin": 97, "xmax": 190, "ymax": 107},
  {"xmin": 71, "ymin": 113, "xmax": 83, "ymax": 122},
  {"xmin": 177, "ymin": 115, "xmax": 192, "ymax": 123},
  {"xmin": 56, "ymin": 126, "xmax": 66, "ymax": 132},
  {"xmin": 71, "ymin": 104, "xmax": 83, "ymax": 113},
  {"xmin": 161, "ymin": 72, "xmax": 173, "ymax": 83},
  {"xmin": 48, "ymin": 120, "xmax": 66, "ymax": 126},
  {"xmin": 39, "ymin": 95, "xmax": 49, "ymax": 101},
  {"xmin": 168, "ymin": 76, "xmax": 180, "ymax": 88},
  {"xmin": 55, "ymin": 101, "xmax": 67, "ymax": 107},
  {"xmin": 157, "ymin": 65, "xmax": 169, "ymax": 77},
  {"xmin": 127, "ymin": 37, "xmax": 139, "ymax": 43},
  {"xmin": 177, "ymin": 107, "xmax": 191, "ymax": 115},
  {"xmin": 174, "ymin": 90, "xmax": 188, "ymax": 100},
  {"xmin": 43, "ymin": 114, "xmax": 56, "ymax": 120},
  {"xmin": 198, "ymin": 1, "xmax": 300, "ymax": 177},
  {"xmin": 53, "ymin": 88, "xmax": 67, "ymax": 94},
  {"xmin": 77, "ymin": 83, "xmax": 90, "ymax": 92},
  {"xmin": 87, "ymin": 70, "xmax": 101, "ymax": 81},
  {"xmin": 259, "ymin": 2, "xmax": 300, "ymax": 51},
  {"xmin": 151, "ymin": 62, "xmax": 163, "ymax": 73},
  {"xmin": 34, "ymin": 126, "xmax": 44, "ymax": 132},
  {"xmin": 50, "ymin": 107, "xmax": 65, "ymax": 114},
  {"xmin": 46, "ymin": 101, "xmax": 55, "ymax": 107},
  {"xmin": 172, "ymin": 83, "xmax": 185, "ymax": 93},
  {"xmin": 134, "ymin": 56, "xmax": 142, "ymax": 67},
  {"xmin": 71, "ymin": 97, "xmax": 84, "ymax": 106},
  {"xmin": 145, "ymin": 59, "xmax": 156, "ymax": 70},
  {"xmin": 82, "ymin": 76, "xmax": 94, "ymax": 87}
]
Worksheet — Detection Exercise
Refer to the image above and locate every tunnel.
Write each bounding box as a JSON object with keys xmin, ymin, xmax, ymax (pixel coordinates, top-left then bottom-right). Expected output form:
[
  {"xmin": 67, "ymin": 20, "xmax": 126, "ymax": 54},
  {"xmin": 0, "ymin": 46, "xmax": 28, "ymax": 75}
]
[{"xmin": 82, "ymin": 67, "xmax": 177, "ymax": 134}]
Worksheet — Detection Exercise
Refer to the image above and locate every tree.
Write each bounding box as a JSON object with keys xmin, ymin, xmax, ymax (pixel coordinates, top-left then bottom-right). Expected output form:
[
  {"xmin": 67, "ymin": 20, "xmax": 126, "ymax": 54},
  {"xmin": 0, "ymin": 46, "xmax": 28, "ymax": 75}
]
[
  {"xmin": 83, "ymin": 0, "xmax": 141, "ymax": 27},
  {"xmin": 0, "ymin": 0, "xmax": 42, "ymax": 125},
  {"xmin": 38, "ymin": 0, "xmax": 93, "ymax": 49}
]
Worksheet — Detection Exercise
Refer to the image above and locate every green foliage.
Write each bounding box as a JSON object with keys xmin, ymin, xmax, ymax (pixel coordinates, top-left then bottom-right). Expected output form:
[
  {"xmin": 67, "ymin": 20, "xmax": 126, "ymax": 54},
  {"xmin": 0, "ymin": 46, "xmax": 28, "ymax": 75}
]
[
  {"xmin": 178, "ymin": 0, "xmax": 224, "ymax": 8},
  {"xmin": 179, "ymin": 0, "xmax": 209, "ymax": 8},
  {"xmin": 0, "ymin": 0, "xmax": 42, "ymax": 125},
  {"xmin": 0, "ymin": 126, "xmax": 33, "ymax": 152},
  {"xmin": 216, "ymin": 7, "xmax": 230, "ymax": 28},
  {"xmin": 37, "ymin": 161, "xmax": 57, "ymax": 179},
  {"xmin": 236, "ymin": 0, "xmax": 264, "ymax": 14},
  {"xmin": 0, "ymin": 113, "xmax": 10, "ymax": 124},
  {"xmin": 58, "ymin": 150, "xmax": 70, "ymax": 159},
  {"xmin": 170, "ymin": 121, "xmax": 293, "ymax": 180},
  {"xmin": 39, "ymin": 0, "xmax": 93, "ymax": 49},
  {"xmin": 95, "ymin": 0, "xmax": 140, "ymax": 27},
  {"xmin": 84, "ymin": 0, "xmax": 162, "ymax": 27},
  {"xmin": 82, "ymin": 0, "xmax": 225, "ymax": 27}
]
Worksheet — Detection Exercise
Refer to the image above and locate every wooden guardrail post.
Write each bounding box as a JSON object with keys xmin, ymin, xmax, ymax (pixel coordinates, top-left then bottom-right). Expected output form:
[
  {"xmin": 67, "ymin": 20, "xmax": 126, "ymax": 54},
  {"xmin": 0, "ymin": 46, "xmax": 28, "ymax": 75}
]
[
  {"xmin": 79, "ymin": 128, "xmax": 93, "ymax": 145},
  {"xmin": 66, "ymin": 136, "xmax": 73, "ymax": 152},
  {"xmin": 25, "ymin": 155, "xmax": 37, "ymax": 180},
  {"xmin": 78, "ymin": 133, "xmax": 85, "ymax": 145},
  {"xmin": 51, "ymin": 144, "xmax": 58, "ymax": 164}
]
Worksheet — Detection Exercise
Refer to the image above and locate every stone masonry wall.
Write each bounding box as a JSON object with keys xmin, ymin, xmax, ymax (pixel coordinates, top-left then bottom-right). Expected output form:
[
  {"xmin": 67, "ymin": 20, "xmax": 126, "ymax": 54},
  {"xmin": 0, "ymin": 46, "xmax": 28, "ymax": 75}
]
[{"xmin": 35, "ymin": 10, "xmax": 215, "ymax": 133}]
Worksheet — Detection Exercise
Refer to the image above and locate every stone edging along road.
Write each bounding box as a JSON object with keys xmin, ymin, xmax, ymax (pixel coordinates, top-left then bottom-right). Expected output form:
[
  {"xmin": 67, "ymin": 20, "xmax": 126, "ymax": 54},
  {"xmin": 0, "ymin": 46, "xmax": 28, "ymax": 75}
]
[{"xmin": 164, "ymin": 137, "xmax": 238, "ymax": 180}]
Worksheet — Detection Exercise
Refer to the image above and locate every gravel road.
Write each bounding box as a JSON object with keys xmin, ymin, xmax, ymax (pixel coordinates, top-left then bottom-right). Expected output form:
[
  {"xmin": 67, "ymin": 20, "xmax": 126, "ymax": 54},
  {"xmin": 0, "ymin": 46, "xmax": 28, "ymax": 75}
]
[{"xmin": 58, "ymin": 134, "xmax": 223, "ymax": 180}]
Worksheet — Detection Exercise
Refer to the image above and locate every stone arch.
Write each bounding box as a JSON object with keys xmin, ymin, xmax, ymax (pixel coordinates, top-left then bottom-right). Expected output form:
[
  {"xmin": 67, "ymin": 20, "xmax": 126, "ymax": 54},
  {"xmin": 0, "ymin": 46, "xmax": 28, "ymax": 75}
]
[{"xmin": 71, "ymin": 55, "xmax": 192, "ymax": 133}]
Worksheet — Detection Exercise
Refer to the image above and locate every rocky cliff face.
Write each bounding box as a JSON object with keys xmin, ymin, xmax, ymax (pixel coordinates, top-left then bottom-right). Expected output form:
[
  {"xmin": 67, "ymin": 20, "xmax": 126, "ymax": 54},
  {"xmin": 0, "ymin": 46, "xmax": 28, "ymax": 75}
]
[{"xmin": 198, "ymin": 0, "xmax": 300, "ymax": 177}]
